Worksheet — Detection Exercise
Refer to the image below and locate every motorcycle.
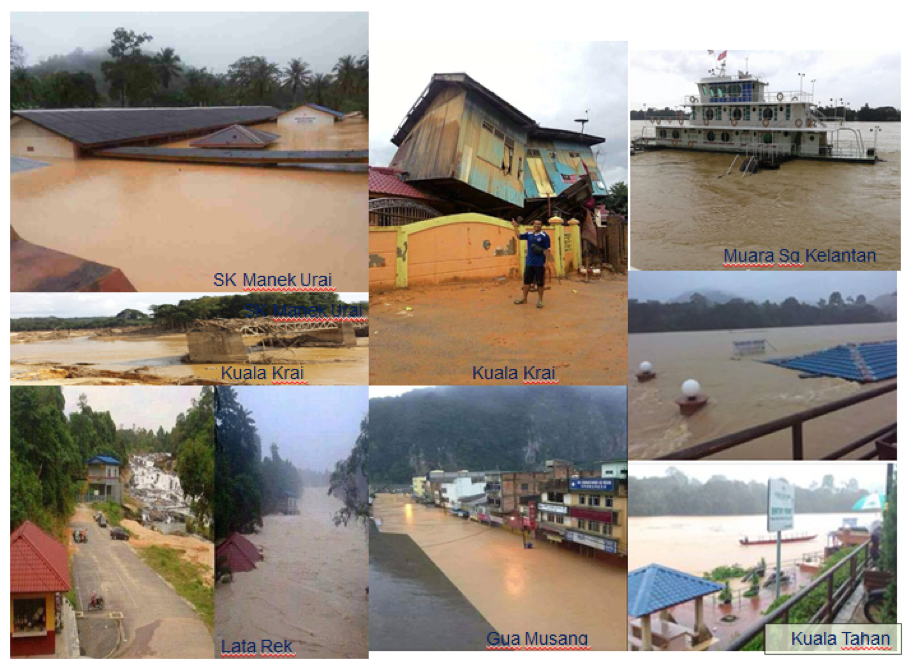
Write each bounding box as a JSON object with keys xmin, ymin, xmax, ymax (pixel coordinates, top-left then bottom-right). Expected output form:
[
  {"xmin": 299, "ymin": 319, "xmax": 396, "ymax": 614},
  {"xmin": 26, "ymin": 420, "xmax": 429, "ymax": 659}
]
[
  {"xmin": 87, "ymin": 593, "xmax": 105, "ymax": 612},
  {"xmin": 73, "ymin": 529, "xmax": 87, "ymax": 543}
]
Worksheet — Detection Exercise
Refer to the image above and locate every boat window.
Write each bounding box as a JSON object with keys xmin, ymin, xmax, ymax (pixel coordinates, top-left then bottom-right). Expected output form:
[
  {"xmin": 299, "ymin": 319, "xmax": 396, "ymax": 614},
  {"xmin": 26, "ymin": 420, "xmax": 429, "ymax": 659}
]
[
  {"xmin": 706, "ymin": 131, "xmax": 716, "ymax": 141},
  {"xmin": 762, "ymin": 107, "xmax": 774, "ymax": 120},
  {"xmin": 717, "ymin": 85, "xmax": 726, "ymax": 97},
  {"xmin": 702, "ymin": 84, "xmax": 709, "ymax": 96},
  {"xmin": 744, "ymin": 107, "xmax": 751, "ymax": 121},
  {"xmin": 721, "ymin": 132, "xmax": 731, "ymax": 142},
  {"xmin": 809, "ymin": 135, "xmax": 815, "ymax": 141},
  {"xmin": 672, "ymin": 129, "xmax": 680, "ymax": 139},
  {"xmin": 732, "ymin": 108, "xmax": 742, "ymax": 121},
  {"xmin": 763, "ymin": 133, "xmax": 773, "ymax": 144},
  {"xmin": 659, "ymin": 129, "xmax": 667, "ymax": 138},
  {"xmin": 729, "ymin": 83, "xmax": 742, "ymax": 96},
  {"xmin": 705, "ymin": 108, "xmax": 714, "ymax": 121},
  {"xmin": 786, "ymin": 105, "xmax": 791, "ymax": 120}
]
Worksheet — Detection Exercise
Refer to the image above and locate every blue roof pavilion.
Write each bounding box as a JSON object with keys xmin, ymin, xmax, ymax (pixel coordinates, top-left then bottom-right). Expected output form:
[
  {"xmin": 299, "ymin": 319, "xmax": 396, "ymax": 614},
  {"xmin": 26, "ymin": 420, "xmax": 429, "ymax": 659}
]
[{"xmin": 764, "ymin": 341, "xmax": 897, "ymax": 383}]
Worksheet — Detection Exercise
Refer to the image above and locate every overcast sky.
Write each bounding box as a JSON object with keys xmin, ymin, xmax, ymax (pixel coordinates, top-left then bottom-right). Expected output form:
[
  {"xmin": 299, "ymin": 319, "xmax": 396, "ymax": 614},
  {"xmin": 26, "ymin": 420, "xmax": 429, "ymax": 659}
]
[
  {"xmin": 370, "ymin": 41, "xmax": 629, "ymax": 186},
  {"xmin": 62, "ymin": 386, "xmax": 203, "ymax": 431},
  {"xmin": 232, "ymin": 387, "xmax": 366, "ymax": 471},
  {"xmin": 631, "ymin": 462, "xmax": 891, "ymax": 494},
  {"xmin": 630, "ymin": 272, "xmax": 896, "ymax": 303},
  {"xmin": 11, "ymin": 12, "xmax": 367, "ymax": 75},
  {"xmin": 631, "ymin": 50, "xmax": 901, "ymax": 111},
  {"xmin": 11, "ymin": 293, "xmax": 368, "ymax": 319}
]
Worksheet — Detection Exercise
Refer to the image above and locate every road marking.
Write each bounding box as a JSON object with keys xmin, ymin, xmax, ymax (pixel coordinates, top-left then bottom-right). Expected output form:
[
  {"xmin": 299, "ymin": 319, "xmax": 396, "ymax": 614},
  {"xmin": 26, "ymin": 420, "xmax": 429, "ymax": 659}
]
[{"xmin": 112, "ymin": 556, "xmax": 140, "ymax": 609}]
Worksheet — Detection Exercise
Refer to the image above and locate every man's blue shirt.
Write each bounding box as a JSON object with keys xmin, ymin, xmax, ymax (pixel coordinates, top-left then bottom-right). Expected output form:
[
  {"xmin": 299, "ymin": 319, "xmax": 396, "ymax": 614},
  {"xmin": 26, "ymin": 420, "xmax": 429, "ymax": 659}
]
[{"xmin": 520, "ymin": 231, "xmax": 550, "ymax": 267}]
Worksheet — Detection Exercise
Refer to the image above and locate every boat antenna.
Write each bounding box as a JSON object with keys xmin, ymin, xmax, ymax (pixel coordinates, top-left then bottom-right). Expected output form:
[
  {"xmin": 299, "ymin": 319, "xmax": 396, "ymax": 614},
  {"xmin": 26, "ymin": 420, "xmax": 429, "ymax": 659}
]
[{"xmin": 574, "ymin": 110, "xmax": 590, "ymax": 136}]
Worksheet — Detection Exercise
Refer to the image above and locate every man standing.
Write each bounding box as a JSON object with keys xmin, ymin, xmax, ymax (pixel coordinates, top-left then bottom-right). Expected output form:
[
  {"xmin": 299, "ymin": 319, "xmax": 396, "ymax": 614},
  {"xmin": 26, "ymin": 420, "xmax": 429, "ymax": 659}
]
[{"xmin": 511, "ymin": 218, "xmax": 551, "ymax": 308}]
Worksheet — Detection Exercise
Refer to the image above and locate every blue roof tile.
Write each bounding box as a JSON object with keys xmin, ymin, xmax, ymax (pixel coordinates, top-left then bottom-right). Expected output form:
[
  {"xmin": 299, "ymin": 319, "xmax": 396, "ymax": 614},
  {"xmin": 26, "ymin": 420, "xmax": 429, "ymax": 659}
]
[
  {"xmin": 763, "ymin": 340, "xmax": 896, "ymax": 383},
  {"xmin": 628, "ymin": 564, "xmax": 723, "ymax": 617},
  {"xmin": 87, "ymin": 455, "xmax": 120, "ymax": 465}
]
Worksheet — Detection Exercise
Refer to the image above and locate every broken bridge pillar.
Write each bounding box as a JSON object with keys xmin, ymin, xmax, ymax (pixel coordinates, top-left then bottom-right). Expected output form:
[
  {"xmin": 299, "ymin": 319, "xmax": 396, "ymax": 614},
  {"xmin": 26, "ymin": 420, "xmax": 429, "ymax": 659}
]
[{"xmin": 186, "ymin": 331, "xmax": 249, "ymax": 363}]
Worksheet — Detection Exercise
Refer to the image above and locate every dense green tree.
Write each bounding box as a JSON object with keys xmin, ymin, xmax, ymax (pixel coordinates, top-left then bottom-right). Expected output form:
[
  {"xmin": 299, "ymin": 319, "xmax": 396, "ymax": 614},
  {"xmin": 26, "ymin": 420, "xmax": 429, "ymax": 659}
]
[
  {"xmin": 227, "ymin": 55, "xmax": 281, "ymax": 104},
  {"xmin": 214, "ymin": 388, "xmax": 263, "ymax": 538},
  {"xmin": 175, "ymin": 388, "xmax": 215, "ymax": 530},
  {"xmin": 308, "ymin": 72, "xmax": 333, "ymax": 106},
  {"xmin": 101, "ymin": 28, "xmax": 155, "ymax": 106},
  {"xmin": 328, "ymin": 415, "xmax": 369, "ymax": 527}
]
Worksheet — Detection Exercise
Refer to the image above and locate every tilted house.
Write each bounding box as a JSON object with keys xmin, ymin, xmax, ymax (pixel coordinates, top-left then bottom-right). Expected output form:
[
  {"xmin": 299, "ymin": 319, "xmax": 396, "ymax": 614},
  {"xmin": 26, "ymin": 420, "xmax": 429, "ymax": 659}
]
[{"xmin": 389, "ymin": 73, "xmax": 607, "ymax": 214}]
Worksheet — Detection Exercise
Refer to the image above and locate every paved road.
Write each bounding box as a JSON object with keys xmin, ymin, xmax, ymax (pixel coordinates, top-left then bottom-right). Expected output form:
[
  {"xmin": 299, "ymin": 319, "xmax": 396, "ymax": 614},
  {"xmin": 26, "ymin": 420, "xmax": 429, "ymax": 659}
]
[{"xmin": 70, "ymin": 506, "xmax": 213, "ymax": 658}]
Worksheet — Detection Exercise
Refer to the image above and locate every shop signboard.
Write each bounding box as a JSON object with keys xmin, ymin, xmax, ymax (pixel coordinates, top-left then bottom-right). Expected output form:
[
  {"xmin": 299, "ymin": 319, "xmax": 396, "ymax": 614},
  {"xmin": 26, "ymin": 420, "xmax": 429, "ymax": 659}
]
[
  {"xmin": 565, "ymin": 530, "xmax": 617, "ymax": 553},
  {"xmin": 569, "ymin": 478, "xmax": 615, "ymax": 492}
]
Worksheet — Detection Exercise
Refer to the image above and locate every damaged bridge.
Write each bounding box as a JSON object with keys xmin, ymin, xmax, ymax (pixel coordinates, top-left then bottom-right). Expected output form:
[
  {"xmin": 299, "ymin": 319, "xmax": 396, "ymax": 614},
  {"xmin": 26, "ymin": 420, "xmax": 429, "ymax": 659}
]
[{"xmin": 185, "ymin": 318, "xmax": 368, "ymax": 363}]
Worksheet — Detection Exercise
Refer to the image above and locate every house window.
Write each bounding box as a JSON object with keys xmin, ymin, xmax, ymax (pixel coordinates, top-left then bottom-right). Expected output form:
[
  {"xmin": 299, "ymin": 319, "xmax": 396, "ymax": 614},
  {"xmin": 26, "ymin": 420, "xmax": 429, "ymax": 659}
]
[
  {"xmin": 590, "ymin": 496, "xmax": 601, "ymax": 507},
  {"xmin": 516, "ymin": 156, "xmax": 523, "ymax": 181},
  {"xmin": 577, "ymin": 519, "xmax": 586, "ymax": 530},
  {"xmin": 579, "ymin": 494, "xmax": 586, "ymax": 505},
  {"xmin": 547, "ymin": 513, "xmax": 554, "ymax": 523},
  {"xmin": 555, "ymin": 515, "xmax": 564, "ymax": 525},
  {"xmin": 503, "ymin": 136, "xmax": 515, "ymax": 174},
  {"xmin": 588, "ymin": 521, "xmax": 600, "ymax": 532},
  {"xmin": 604, "ymin": 498, "xmax": 613, "ymax": 508},
  {"xmin": 603, "ymin": 524, "xmax": 612, "ymax": 536},
  {"xmin": 521, "ymin": 483, "xmax": 529, "ymax": 491}
]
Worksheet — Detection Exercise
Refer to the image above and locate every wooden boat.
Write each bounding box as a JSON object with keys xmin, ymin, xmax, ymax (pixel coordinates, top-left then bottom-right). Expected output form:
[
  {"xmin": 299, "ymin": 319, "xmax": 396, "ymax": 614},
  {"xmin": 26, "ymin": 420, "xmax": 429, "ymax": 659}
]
[{"xmin": 740, "ymin": 532, "xmax": 817, "ymax": 546}]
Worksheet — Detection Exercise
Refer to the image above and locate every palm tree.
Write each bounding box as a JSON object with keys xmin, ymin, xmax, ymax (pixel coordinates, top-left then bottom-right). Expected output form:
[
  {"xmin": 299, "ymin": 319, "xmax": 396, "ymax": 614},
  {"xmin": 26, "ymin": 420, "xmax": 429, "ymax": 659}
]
[
  {"xmin": 283, "ymin": 58, "xmax": 312, "ymax": 106},
  {"xmin": 308, "ymin": 73, "xmax": 333, "ymax": 106},
  {"xmin": 333, "ymin": 55, "xmax": 359, "ymax": 100},
  {"xmin": 154, "ymin": 47, "xmax": 183, "ymax": 90}
]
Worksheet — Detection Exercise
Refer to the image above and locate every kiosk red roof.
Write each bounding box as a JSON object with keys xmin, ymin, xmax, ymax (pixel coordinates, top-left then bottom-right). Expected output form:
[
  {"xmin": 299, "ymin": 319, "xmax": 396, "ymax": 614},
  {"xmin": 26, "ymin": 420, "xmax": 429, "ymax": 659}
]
[
  {"xmin": 215, "ymin": 533, "xmax": 262, "ymax": 573},
  {"xmin": 10, "ymin": 521, "xmax": 71, "ymax": 593}
]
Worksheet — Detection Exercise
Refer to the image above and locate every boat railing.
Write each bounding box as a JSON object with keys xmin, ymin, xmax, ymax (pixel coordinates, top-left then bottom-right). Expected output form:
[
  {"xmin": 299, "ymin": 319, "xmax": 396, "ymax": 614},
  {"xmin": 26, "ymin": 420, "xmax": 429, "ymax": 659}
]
[
  {"xmin": 727, "ymin": 540, "xmax": 871, "ymax": 651},
  {"xmin": 682, "ymin": 91, "xmax": 813, "ymax": 105},
  {"xmin": 657, "ymin": 381, "xmax": 897, "ymax": 460}
]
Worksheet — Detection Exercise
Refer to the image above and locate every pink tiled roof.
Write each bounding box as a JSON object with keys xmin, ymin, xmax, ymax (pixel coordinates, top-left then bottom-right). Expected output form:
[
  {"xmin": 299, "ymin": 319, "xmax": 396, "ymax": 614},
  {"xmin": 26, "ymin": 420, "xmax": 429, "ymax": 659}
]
[
  {"xmin": 10, "ymin": 521, "xmax": 70, "ymax": 593},
  {"xmin": 369, "ymin": 166, "xmax": 436, "ymax": 201}
]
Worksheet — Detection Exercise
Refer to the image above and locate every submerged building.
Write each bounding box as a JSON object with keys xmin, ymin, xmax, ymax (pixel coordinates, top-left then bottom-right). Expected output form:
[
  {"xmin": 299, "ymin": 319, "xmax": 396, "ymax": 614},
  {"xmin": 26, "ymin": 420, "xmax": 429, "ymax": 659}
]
[
  {"xmin": 10, "ymin": 106, "xmax": 282, "ymax": 159},
  {"xmin": 388, "ymin": 73, "xmax": 608, "ymax": 215}
]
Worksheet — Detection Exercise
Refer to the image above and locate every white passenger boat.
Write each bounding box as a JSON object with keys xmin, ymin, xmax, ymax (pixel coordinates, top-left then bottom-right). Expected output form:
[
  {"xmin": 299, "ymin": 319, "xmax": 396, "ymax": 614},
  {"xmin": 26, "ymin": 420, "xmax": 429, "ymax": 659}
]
[{"xmin": 635, "ymin": 61, "xmax": 878, "ymax": 165}]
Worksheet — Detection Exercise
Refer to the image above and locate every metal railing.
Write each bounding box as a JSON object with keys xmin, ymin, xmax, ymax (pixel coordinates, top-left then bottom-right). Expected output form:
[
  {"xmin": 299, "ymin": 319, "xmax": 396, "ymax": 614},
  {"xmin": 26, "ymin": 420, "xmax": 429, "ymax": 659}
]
[
  {"xmin": 369, "ymin": 197, "xmax": 442, "ymax": 227},
  {"xmin": 683, "ymin": 91, "xmax": 813, "ymax": 105},
  {"xmin": 727, "ymin": 541, "xmax": 871, "ymax": 651},
  {"xmin": 658, "ymin": 382, "xmax": 897, "ymax": 460}
]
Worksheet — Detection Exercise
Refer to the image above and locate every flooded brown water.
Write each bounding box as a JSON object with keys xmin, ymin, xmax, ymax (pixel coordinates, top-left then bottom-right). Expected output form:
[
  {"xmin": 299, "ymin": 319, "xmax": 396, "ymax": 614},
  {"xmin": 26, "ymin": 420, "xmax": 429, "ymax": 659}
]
[
  {"xmin": 215, "ymin": 488, "xmax": 368, "ymax": 658},
  {"xmin": 630, "ymin": 122, "xmax": 900, "ymax": 270},
  {"xmin": 373, "ymin": 494, "xmax": 627, "ymax": 650},
  {"xmin": 11, "ymin": 121, "xmax": 368, "ymax": 291},
  {"xmin": 10, "ymin": 334, "xmax": 368, "ymax": 385},
  {"xmin": 629, "ymin": 512, "xmax": 880, "ymax": 649},
  {"xmin": 628, "ymin": 322, "xmax": 897, "ymax": 459}
]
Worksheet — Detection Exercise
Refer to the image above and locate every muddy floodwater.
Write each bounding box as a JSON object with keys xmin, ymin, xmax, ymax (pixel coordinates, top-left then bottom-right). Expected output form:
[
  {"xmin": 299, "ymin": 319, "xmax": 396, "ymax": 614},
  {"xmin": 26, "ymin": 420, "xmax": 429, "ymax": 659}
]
[
  {"xmin": 11, "ymin": 120, "xmax": 367, "ymax": 291},
  {"xmin": 370, "ymin": 494, "xmax": 627, "ymax": 650},
  {"xmin": 628, "ymin": 322, "xmax": 897, "ymax": 459},
  {"xmin": 10, "ymin": 332, "xmax": 368, "ymax": 385},
  {"xmin": 215, "ymin": 488, "xmax": 368, "ymax": 659},
  {"xmin": 629, "ymin": 512, "xmax": 881, "ymax": 648},
  {"xmin": 630, "ymin": 121, "xmax": 900, "ymax": 270}
]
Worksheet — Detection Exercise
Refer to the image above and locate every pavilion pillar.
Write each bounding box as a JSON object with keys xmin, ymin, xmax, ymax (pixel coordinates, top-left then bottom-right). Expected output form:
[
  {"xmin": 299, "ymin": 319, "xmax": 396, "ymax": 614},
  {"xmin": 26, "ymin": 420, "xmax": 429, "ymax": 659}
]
[
  {"xmin": 641, "ymin": 614, "xmax": 653, "ymax": 651},
  {"xmin": 695, "ymin": 596, "xmax": 705, "ymax": 635}
]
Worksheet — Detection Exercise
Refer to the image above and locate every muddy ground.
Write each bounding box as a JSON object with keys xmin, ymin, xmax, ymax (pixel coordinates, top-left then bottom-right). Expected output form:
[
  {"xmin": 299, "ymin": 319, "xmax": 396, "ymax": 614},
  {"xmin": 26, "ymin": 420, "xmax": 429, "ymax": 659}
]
[{"xmin": 369, "ymin": 276, "xmax": 627, "ymax": 385}]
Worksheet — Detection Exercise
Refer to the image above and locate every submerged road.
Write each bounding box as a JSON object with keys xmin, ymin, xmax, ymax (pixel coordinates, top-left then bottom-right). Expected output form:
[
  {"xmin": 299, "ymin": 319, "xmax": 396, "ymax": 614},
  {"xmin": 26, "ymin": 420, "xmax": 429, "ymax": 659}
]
[{"xmin": 70, "ymin": 505, "xmax": 213, "ymax": 658}]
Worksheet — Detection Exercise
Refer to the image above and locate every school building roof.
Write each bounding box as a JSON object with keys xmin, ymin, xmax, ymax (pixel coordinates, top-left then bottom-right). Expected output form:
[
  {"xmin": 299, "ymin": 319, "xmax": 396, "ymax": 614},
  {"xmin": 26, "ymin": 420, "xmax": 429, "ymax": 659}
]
[{"xmin": 12, "ymin": 106, "xmax": 282, "ymax": 148}]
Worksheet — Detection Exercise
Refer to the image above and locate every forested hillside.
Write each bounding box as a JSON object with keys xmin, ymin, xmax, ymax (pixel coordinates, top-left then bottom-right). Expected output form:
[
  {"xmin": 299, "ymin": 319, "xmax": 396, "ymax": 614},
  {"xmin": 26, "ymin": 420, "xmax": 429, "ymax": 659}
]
[
  {"xmin": 629, "ymin": 468, "xmax": 873, "ymax": 517},
  {"xmin": 369, "ymin": 387, "xmax": 627, "ymax": 484}
]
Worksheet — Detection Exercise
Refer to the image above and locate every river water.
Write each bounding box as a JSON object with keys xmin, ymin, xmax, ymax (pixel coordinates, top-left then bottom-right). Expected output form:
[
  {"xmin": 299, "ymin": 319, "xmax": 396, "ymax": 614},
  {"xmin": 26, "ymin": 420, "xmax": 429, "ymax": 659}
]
[
  {"xmin": 215, "ymin": 488, "xmax": 368, "ymax": 658},
  {"xmin": 628, "ymin": 322, "xmax": 897, "ymax": 459},
  {"xmin": 630, "ymin": 121, "xmax": 900, "ymax": 270},
  {"xmin": 11, "ymin": 120, "xmax": 367, "ymax": 291},
  {"xmin": 10, "ymin": 333, "xmax": 368, "ymax": 385},
  {"xmin": 371, "ymin": 494, "xmax": 627, "ymax": 650}
]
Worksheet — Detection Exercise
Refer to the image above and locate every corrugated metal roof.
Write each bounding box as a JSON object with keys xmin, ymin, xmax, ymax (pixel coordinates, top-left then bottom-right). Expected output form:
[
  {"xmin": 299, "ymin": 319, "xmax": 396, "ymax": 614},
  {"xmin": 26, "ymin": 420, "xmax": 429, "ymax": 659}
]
[
  {"xmin": 13, "ymin": 106, "xmax": 282, "ymax": 148},
  {"xmin": 628, "ymin": 564, "xmax": 722, "ymax": 617},
  {"xmin": 531, "ymin": 127, "xmax": 605, "ymax": 146},
  {"xmin": 764, "ymin": 340, "xmax": 897, "ymax": 383},
  {"xmin": 87, "ymin": 455, "xmax": 120, "ymax": 465},
  {"xmin": 369, "ymin": 167, "xmax": 437, "ymax": 200},
  {"xmin": 10, "ymin": 521, "xmax": 71, "ymax": 594}
]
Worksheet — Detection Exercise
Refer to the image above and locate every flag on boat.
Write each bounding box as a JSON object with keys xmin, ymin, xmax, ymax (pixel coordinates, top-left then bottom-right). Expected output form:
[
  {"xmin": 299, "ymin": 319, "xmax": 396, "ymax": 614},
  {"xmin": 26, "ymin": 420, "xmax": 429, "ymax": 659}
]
[
  {"xmin": 708, "ymin": 50, "xmax": 714, "ymax": 55},
  {"xmin": 717, "ymin": 50, "xmax": 727, "ymax": 61}
]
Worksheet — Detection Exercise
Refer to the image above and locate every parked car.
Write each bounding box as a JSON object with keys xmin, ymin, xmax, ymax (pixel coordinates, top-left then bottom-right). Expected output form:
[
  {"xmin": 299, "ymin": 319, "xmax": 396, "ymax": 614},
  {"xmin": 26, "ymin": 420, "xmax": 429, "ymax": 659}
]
[
  {"xmin": 97, "ymin": 515, "xmax": 107, "ymax": 528},
  {"xmin": 110, "ymin": 527, "xmax": 129, "ymax": 541}
]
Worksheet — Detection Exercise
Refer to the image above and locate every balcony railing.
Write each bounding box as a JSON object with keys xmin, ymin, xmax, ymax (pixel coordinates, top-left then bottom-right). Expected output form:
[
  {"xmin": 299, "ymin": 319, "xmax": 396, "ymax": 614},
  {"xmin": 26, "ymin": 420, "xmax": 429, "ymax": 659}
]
[
  {"xmin": 727, "ymin": 541, "xmax": 871, "ymax": 651},
  {"xmin": 659, "ymin": 383, "xmax": 896, "ymax": 460}
]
